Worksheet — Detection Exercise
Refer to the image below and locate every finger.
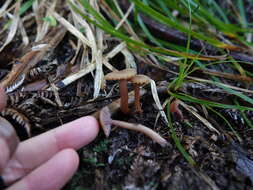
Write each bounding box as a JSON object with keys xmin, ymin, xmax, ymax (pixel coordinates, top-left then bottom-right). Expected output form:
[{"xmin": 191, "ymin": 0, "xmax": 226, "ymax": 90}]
[
  {"xmin": 2, "ymin": 116, "xmax": 99, "ymax": 184},
  {"xmin": 0, "ymin": 87, "xmax": 13, "ymax": 172},
  {"xmin": 0, "ymin": 139, "xmax": 10, "ymax": 173},
  {"xmin": 7, "ymin": 149, "xmax": 79, "ymax": 190},
  {"xmin": 0, "ymin": 117, "xmax": 20, "ymax": 172},
  {"xmin": 0, "ymin": 86, "xmax": 7, "ymax": 111}
]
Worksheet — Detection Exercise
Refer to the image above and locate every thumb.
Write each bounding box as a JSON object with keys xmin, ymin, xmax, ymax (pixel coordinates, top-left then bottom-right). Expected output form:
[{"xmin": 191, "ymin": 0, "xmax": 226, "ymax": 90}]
[{"xmin": 0, "ymin": 118, "xmax": 20, "ymax": 173}]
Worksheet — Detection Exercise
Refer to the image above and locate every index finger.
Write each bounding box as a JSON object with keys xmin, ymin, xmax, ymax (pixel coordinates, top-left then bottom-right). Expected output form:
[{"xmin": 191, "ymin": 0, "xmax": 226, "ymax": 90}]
[
  {"xmin": 2, "ymin": 116, "xmax": 99, "ymax": 184},
  {"xmin": 0, "ymin": 88, "xmax": 19, "ymax": 173}
]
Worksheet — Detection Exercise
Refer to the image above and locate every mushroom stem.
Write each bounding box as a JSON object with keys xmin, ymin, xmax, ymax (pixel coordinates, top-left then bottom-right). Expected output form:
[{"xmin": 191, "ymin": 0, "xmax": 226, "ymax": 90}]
[
  {"xmin": 99, "ymin": 106, "xmax": 168, "ymax": 147},
  {"xmin": 93, "ymin": 89, "xmax": 147, "ymax": 119},
  {"xmin": 111, "ymin": 119, "xmax": 168, "ymax": 147},
  {"xmin": 130, "ymin": 75, "xmax": 150, "ymax": 113},
  {"xmin": 134, "ymin": 84, "xmax": 142, "ymax": 113},
  {"xmin": 119, "ymin": 79, "xmax": 129, "ymax": 114}
]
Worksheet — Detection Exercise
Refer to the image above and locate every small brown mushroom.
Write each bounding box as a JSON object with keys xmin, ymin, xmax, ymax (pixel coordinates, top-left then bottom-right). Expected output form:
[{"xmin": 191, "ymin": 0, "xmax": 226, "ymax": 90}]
[
  {"xmin": 99, "ymin": 106, "xmax": 168, "ymax": 147},
  {"xmin": 130, "ymin": 75, "xmax": 150, "ymax": 113},
  {"xmin": 99, "ymin": 105, "xmax": 112, "ymax": 137},
  {"xmin": 104, "ymin": 68, "xmax": 136, "ymax": 114},
  {"xmin": 170, "ymin": 99, "xmax": 183, "ymax": 120}
]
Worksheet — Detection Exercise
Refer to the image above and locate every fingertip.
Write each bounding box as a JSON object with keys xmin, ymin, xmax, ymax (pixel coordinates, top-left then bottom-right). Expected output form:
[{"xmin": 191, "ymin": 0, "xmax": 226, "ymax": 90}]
[
  {"xmin": 70, "ymin": 116, "xmax": 100, "ymax": 142},
  {"xmin": 0, "ymin": 139, "xmax": 10, "ymax": 173},
  {"xmin": 8, "ymin": 149, "xmax": 80, "ymax": 190},
  {"xmin": 54, "ymin": 116, "xmax": 100, "ymax": 150},
  {"xmin": 62, "ymin": 148, "xmax": 80, "ymax": 172},
  {"xmin": 81, "ymin": 116, "xmax": 100, "ymax": 137}
]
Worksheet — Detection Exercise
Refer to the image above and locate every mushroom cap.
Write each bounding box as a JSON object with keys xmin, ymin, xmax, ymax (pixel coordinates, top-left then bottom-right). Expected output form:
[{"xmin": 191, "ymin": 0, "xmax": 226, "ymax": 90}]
[
  {"xmin": 104, "ymin": 68, "xmax": 136, "ymax": 81},
  {"xmin": 99, "ymin": 106, "xmax": 113, "ymax": 137},
  {"xmin": 130, "ymin": 74, "xmax": 150, "ymax": 85}
]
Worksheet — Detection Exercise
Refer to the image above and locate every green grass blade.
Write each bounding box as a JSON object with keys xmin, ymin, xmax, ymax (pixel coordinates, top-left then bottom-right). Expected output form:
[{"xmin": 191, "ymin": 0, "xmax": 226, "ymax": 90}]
[
  {"xmin": 153, "ymin": 0, "xmax": 176, "ymax": 20},
  {"xmin": 234, "ymin": 99, "xmax": 253, "ymax": 130},
  {"xmin": 213, "ymin": 81, "xmax": 253, "ymax": 105},
  {"xmin": 69, "ymin": 0, "xmax": 223, "ymax": 60},
  {"xmin": 19, "ymin": 0, "xmax": 35, "ymax": 16},
  {"xmin": 180, "ymin": 0, "xmax": 238, "ymax": 33},
  {"xmin": 206, "ymin": 0, "xmax": 230, "ymax": 24},
  {"xmin": 137, "ymin": 14, "xmax": 162, "ymax": 47},
  {"xmin": 206, "ymin": 106, "xmax": 242, "ymax": 142},
  {"xmin": 78, "ymin": 0, "xmax": 113, "ymax": 29},
  {"xmin": 167, "ymin": 100, "xmax": 196, "ymax": 166},
  {"xmin": 129, "ymin": 0, "xmax": 237, "ymax": 49},
  {"xmin": 237, "ymin": 0, "xmax": 248, "ymax": 28},
  {"xmin": 169, "ymin": 92, "xmax": 253, "ymax": 112}
]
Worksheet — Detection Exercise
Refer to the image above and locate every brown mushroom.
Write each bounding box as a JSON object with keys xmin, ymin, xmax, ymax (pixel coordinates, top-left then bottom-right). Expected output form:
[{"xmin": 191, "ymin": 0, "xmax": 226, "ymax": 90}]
[
  {"xmin": 99, "ymin": 105, "xmax": 112, "ymax": 137},
  {"xmin": 170, "ymin": 99, "xmax": 183, "ymax": 120},
  {"xmin": 99, "ymin": 106, "xmax": 168, "ymax": 147},
  {"xmin": 104, "ymin": 68, "xmax": 136, "ymax": 114},
  {"xmin": 130, "ymin": 75, "xmax": 150, "ymax": 113}
]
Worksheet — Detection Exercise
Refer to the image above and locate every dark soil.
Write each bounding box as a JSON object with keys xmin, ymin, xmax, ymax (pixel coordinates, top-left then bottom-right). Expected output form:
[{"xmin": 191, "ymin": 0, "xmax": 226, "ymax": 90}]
[{"xmin": 62, "ymin": 89, "xmax": 253, "ymax": 190}]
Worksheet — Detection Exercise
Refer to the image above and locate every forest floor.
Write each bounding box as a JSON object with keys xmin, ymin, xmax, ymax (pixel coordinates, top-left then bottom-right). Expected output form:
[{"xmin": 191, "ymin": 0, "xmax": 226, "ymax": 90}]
[{"xmin": 0, "ymin": 0, "xmax": 253, "ymax": 189}]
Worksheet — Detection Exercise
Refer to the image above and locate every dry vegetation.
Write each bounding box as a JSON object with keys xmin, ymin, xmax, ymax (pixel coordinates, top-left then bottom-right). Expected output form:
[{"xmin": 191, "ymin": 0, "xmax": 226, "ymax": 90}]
[{"xmin": 0, "ymin": 0, "xmax": 253, "ymax": 189}]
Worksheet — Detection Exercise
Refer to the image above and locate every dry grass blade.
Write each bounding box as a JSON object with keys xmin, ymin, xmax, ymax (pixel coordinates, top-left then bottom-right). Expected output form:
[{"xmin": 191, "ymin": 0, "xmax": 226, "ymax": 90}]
[
  {"xmin": 32, "ymin": 0, "xmax": 42, "ymax": 37},
  {"xmin": 178, "ymin": 100, "xmax": 220, "ymax": 134},
  {"xmin": 35, "ymin": 0, "xmax": 58, "ymax": 41},
  {"xmin": 103, "ymin": 42, "xmax": 125, "ymax": 70},
  {"xmin": 71, "ymin": 6, "xmax": 97, "ymax": 54},
  {"xmin": 115, "ymin": 3, "xmax": 134, "ymax": 30},
  {"xmin": 48, "ymin": 63, "xmax": 95, "ymax": 91},
  {"xmin": 93, "ymin": 50, "xmax": 104, "ymax": 98},
  {"xmin": 49, "ymin": 81, "xmax": 63, "ymax": 107},
  {"xmin": 103, "ymin": 60, "xmax": 117, "ymax": 71},
  {"xmin": 122, "ymin": 48, "xmax": 137, "ymax": 68},
  {"xmin": 189, "ymin": 77, "xmax": 253, "ymax": 94},
  {"xmin": 1, "ymin": 26, "xmax": 66, "ymax": 89},
  {"xmin": 110, "ymin": 0, "xmax": 139, "ymax": 39},
  {"xmin": 93, "ymin": 27, "xmax": 105, "ymax": 98},
  {"xmin": 52, "ymin": 11, "xmax": 92, "ymax": 47},
  {"xmin": 19, "ymin": 19, "xmax": 29, "ymax": 45},
  {"xmin": 150, "ymin": 79, "xmax": 168, "ymax": 123},
  {"xmin": 149, "ymin": 64, "xmax": 253, "ymax": 95},
  {"xmin": 0, "ymin": 2, "xmax": 20, "ymax": 52},
  {"xmin": 202, "ymin": 69, "xmax": 253, "ymax": 83},
  {"xmin": 0, "ymin": 0, "xmax": 12, "ymax": 17},
  {"xmin": 105, "ymin": 42, "xmax": 126, "ymax": 60}
]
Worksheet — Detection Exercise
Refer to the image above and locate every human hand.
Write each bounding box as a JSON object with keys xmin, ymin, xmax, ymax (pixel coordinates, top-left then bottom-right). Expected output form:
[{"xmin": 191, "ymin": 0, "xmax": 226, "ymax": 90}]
[{"xmin": 0, "ymin": 88, "xmax": 99, "ymax": 190}]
